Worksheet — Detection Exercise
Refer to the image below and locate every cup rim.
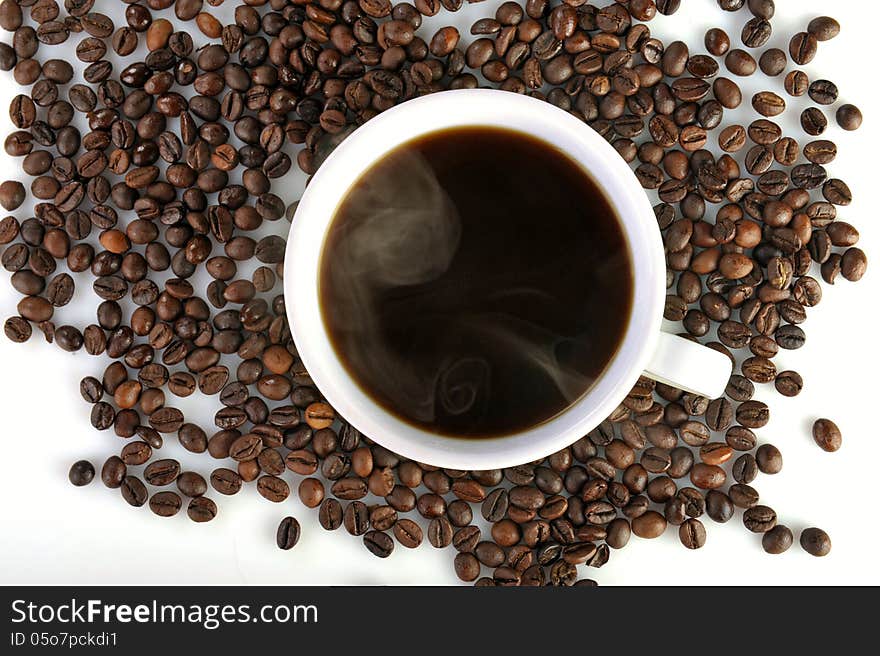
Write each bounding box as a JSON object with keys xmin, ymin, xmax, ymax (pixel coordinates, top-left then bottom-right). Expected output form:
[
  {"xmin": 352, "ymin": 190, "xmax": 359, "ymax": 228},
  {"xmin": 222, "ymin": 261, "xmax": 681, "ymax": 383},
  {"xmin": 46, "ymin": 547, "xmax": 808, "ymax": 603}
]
[{"xmin": 284, "ymin": 89, "xmax": 664, "ymax": 470}]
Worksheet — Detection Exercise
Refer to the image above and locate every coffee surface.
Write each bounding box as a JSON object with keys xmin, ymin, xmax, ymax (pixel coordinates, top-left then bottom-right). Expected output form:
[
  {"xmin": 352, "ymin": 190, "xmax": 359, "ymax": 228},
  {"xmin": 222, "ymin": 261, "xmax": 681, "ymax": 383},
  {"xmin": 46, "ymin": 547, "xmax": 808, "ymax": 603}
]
[{"xmin": 320, "ymin": 127, "xmax": 633, "ymax": 438}]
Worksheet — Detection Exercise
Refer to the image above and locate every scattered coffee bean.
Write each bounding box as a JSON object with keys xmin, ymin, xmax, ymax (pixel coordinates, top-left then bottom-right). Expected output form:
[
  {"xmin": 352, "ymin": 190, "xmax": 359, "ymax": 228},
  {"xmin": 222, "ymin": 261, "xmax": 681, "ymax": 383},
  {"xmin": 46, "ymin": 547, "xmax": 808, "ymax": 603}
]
[
  {"xmin": 726, "ymin": 49, "xmax": 757, "ymax": 76},
  {"xmin": 0, "ymin": 179, "xmax": 24, "ymax": 210},
  {"xmin": 801, "ymin": 107, "xmax": 828, "ymax": 135},
  {"xmin": 0, "ymin": 0, "xmax": 863, "ymax": 587},
  {"xmin": 178, "ymin": 471, "xmax": 208, "ymax": 498},
  {"xmin": 68, "ymin": 460, "xmax": 94, "ymax": 486},
  {"xmin": 809, "ymin": 79, "xmax": 839, "ymax": 105},
  {"xmin": 762, "ymin": 525, "xmax": 793, "ymax": 554},
  {"xmin": 276, "ymin": 516, "xmax": 301, "ymax": 550},
  {"xmin": 363, "ymin": 530, "xmax": 394, "ymax": 558},
  {"xmin": 808, "ymin": 16, "xmax": 840, "ymax": 41},
  {"xmin": 679, "ymin": 518, "xmax": 706, "ymax": 549},
  {"xmin": 752, "ymin": 91, "xmax": 785, "ymax": 117},
  {"xmin": 120, "ymin": 476, "xmax": 147, "ymax": 507},
  {"xmin": 785, "ymin": 70, "xmax": 809, "ymax": 97},
  {"xmin": 812, "ymin": 418, "xmax": 842, "ymax": 452},
  {"xmin": 742, "ymin": 17, "xmax": 772, "ymax": 48},
  {"xmin": 789, "ymin": 32, "xmax": 817, "ymax": 65},
  {"xmin": 799, "ymin": 527, "xmax": 831, "ymax": 556},
  {"xmin": 836, "ymin": 104, "xmax": 862, "ymax": 131},
  {"xmin": 775, "ymin": 371, "xmax": 803, "ymax": 397},
  {"xmin": 705, "ymin": 28, "xmax": 730, "ymax": 56},
  {"xmin": 756, "ymin": 444, "xmax": 783, "ymax": 474},
  {"xmin": 841, "ymin": 248, "xmax": 867, "ymax": 282},
  {"xmin": 743, "ymin": 505, "xmax": 777, "ymax": 533},
  {"xmin": 632, "ymin": 511, "xmax": 667, "ymax": 539},
  {"xmin": 454, "ymin": 552, "xmax": 480, "ymax": 582},
  {"xmin": 759, "ymin": 48, "xmax": 786, "ymax": 76},
  {"xmin": 393, "ymin": 518, "xmax": 423, "ymax": 548},
  {"xmin": 187, "ymin": 497, "xmax": 217, "ymax": 523},
  {"xmin": 706, "ymin": 490, "xmax": 734, "ymax": 523},
  {"xmin": 149, "ymin": 491, "xmax": 183, "ymax": 517}
]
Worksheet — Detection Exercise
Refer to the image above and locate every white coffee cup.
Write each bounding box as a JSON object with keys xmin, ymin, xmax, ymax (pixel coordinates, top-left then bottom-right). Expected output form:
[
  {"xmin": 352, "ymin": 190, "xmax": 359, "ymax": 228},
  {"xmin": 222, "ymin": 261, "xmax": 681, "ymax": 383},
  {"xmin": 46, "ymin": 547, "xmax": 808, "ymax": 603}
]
[{"xmin": 284, "ymin": 89, "xmax": 732, "ymax": 470}]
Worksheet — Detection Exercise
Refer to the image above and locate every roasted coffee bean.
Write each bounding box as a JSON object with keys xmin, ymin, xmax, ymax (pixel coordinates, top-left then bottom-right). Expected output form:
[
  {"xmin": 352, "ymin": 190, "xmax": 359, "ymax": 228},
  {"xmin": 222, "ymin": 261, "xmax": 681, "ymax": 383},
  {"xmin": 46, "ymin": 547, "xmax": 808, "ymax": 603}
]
[
  {"xmin": 394, "ymin": 518, "xmax": 423, "ymax": 548},
  {"xmin": 276, "ymin": 516, "xmax": 301, "ymax": 550},
  {"xmin": 755, "ymin": 444, "xmax": 783, "ymax": 474},
  {"xmin": 452, "ymin": 479, "xmax": 486, "ymax": 503},
  {"xmin": 732, "ymin": 453, "xmax": 758, "ymax": 484},
  {"xmin": 343, "ymin": 501, "xmax": 370, "ymax": 536},
  {"xmin": 725, "ymin": 49, "xmax": 756, "ymax": 76},
  {"xmin": 68, "ymin": 460, "xmax": 95, "ymax": 486},
  {"xmin": 736, "ymin": 400, "xmax": 769, "ymax": 428},
  {"xmin": 725, "ymin": 375, "xmax": 755, "ymax": 402},
  {"xmin": 759, "ymin": 49, "xmax": 786, "ymax": 76},
  {"xmin": 800, "ymin": 527, "xmax": 831, "ymax": 557},
  {"xmin": 752, "ymin": 91, "xmax": 785, "ymax": 117},
  {"xmin": 296, "ymin": 480, "xmax": 324, "ymax": 508},
  {"xmin": 475, "ymin": 540, "xmax": 506, "ymax": 567},
  {"xmin": 454, "ymin": 552, "xmax": 480, "ymax": 581},
  {"xmin": 318, "ymin": 498, "xmax": 343, "ymax": 531},
  {"xmin": 836, "ymin": 104, "xmax": 862, "ymax": 131},
  {"xmin": 812, "ymin": 418, "xmax": 842, "ymax": 452},
  {"xmin": 804, "ymin": 140, "xmax": 837, "ymax": 165},
  {"xmin": 705, "ymin": 490, "xmax": 734, "ymax": 523},
  {"xmin": 775, "ymin": 370, "xmax": 803, "ymax": 397},
  {"xmin": 700, "ymin": 442, "xmax": 733, "ymax": 467},
  {"xmin": 427, "ymin": 516, "xmax": 453, "ymax": 548},
  {"xmin": 809, "ymin": 80, "xmax": 838, "ymax": 105},
  {"xmin": 713, "ymin": 78, "xmax": 742, "ymax": 110},
  {"xmin": 4, "ymin": 316, "xmax": 31, "ymax": 342},
  {"xmin": 149, "ymin": 491, "xmax": 182, "ymax": 517},
  {"xmin": 120, "ymin": 476, "xmax": 148, "ymax": 507},
  {"xmin": 785, "ymin": 70, "xmax": 809, "ymax": 97},
  {"xmin": 789, "ymin": 32, "xmax": 817, "ymax": 65},
  {"xmin": 363, "ymin": 530, "xmax": 394, "ymax": 558},
  {"xmin": 367, "ymin": 504, "xmax": 395, "ymax": 531},
  {"xmin": 729, "ymin": 483, "xmax": 759, "ymax": 509},
  {"xmin": 705, "ymin": 28, "xmax": 730, "ymax": 56},
  {"xmin": 210, "ymin": 468, "xmax": 242, "ymax": 496},
  {"xmin": 690, "ymin": 463, "xmax": 726, "ymax": 490},
  {"xmin": 631, "ymin": 511, "xmax": 666, "ymax": 539},
  {"xmin": 822, "ymin": 178, "xmax": 852, "ymax": 207},
  {"xmin": 678, "ymin": 518, "xmax": 706, "ymax": 549},
  {"xmin": 482, "ymin": 488, "xmax": 509, "ymax": 522},
  {"xmin": 258, "ymin": 475, "xmax": 290, "ymax": 502},
  {"xmin": 776, "ymin": 325, "xmax": 806, "ymax": 350},
  {"xmin": 742, "ymin": 356, "xmax": 776, "ymax": 383},
  {"xmin": 808, "ymin": 16, "xmax": 839, "ymax": 41},
  {"xmin": 101, "ymin": 456, "xmax": 126, "ymax": 489},
  {"xmin": 177, "ymin": 471, "xmax": 208, "ymax": 498},
  {"xmin": 655, "ymin": 0, "xmax": 681, "ymax": 14},
  {"xmin": 739, "ymin": 15, "xmax": 770, "ymax": 47},
  {"xmin": 121, "ymin": 441, "xmax": 152, "ymax": 466},
  {"xmin": 762, "ymin": 525, "xmax": 793, "ymax": 554},
  {"xmin": 451, "ymin": 525, "xmax": 480, "ymax": 554},
  {"xmin": 801, "ymin": 107, "xmax": 828, "ymax": 136},
  {"xmin": 187, "ymin": 497, "xmax": 217, "ymax": 523},
  {"xmin": 743, "ymin": 505, "xmax": 777, "ymax": 533},
  {"xmin": 144, "ymin": 459, "xmax": 180, "ymax": 486}
]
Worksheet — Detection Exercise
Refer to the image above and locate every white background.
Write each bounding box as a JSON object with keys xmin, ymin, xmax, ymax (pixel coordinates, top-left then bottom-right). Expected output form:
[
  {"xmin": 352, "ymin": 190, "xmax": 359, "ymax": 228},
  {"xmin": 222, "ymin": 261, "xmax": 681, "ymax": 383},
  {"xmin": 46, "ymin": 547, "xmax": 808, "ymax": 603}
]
[{"xmin": 1, "ymin": 0, "xmax": 879, "ymax": 585}]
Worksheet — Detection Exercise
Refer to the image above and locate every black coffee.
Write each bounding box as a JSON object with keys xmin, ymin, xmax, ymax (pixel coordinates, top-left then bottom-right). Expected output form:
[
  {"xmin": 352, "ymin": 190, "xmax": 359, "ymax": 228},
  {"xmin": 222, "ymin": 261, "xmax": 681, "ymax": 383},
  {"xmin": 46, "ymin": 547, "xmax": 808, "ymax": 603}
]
[{"xmin": 320, "ymin": 127, "xmax": 633, "ymax": 438}]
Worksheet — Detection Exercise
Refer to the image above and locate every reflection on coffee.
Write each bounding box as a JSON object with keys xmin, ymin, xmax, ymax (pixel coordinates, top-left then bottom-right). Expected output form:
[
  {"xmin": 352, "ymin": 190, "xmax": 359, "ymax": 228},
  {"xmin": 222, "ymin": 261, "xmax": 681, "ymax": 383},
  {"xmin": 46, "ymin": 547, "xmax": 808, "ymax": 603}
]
[{"xmin": 320, "ymin": 126, "xmax": 633, "ymax": 438}]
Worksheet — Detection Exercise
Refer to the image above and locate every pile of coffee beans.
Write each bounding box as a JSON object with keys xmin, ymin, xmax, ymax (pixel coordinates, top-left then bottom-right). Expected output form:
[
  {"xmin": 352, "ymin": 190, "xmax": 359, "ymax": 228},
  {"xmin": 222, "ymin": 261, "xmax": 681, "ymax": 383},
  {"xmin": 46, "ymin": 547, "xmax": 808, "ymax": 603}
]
[{"xmin": 1, "ymin": 0, "xmax": 863, "ymax": 584}]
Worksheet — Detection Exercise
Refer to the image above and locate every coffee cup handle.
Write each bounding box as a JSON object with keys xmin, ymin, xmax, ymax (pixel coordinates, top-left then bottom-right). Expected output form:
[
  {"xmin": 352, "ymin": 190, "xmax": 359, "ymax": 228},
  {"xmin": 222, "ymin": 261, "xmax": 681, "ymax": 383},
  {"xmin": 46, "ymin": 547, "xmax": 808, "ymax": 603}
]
[{"xmin": 644, "ymin": 332, "xmax": 732, "ymax": 399}]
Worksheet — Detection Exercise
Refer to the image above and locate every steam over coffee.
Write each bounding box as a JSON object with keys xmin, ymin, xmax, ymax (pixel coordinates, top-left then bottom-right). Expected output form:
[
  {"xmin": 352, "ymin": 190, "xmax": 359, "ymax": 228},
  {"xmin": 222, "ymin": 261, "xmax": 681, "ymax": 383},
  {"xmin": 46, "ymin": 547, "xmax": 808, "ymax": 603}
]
[{"xmin": 320, "ymin": 127, "xmax": 633, "ymax": 438}]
